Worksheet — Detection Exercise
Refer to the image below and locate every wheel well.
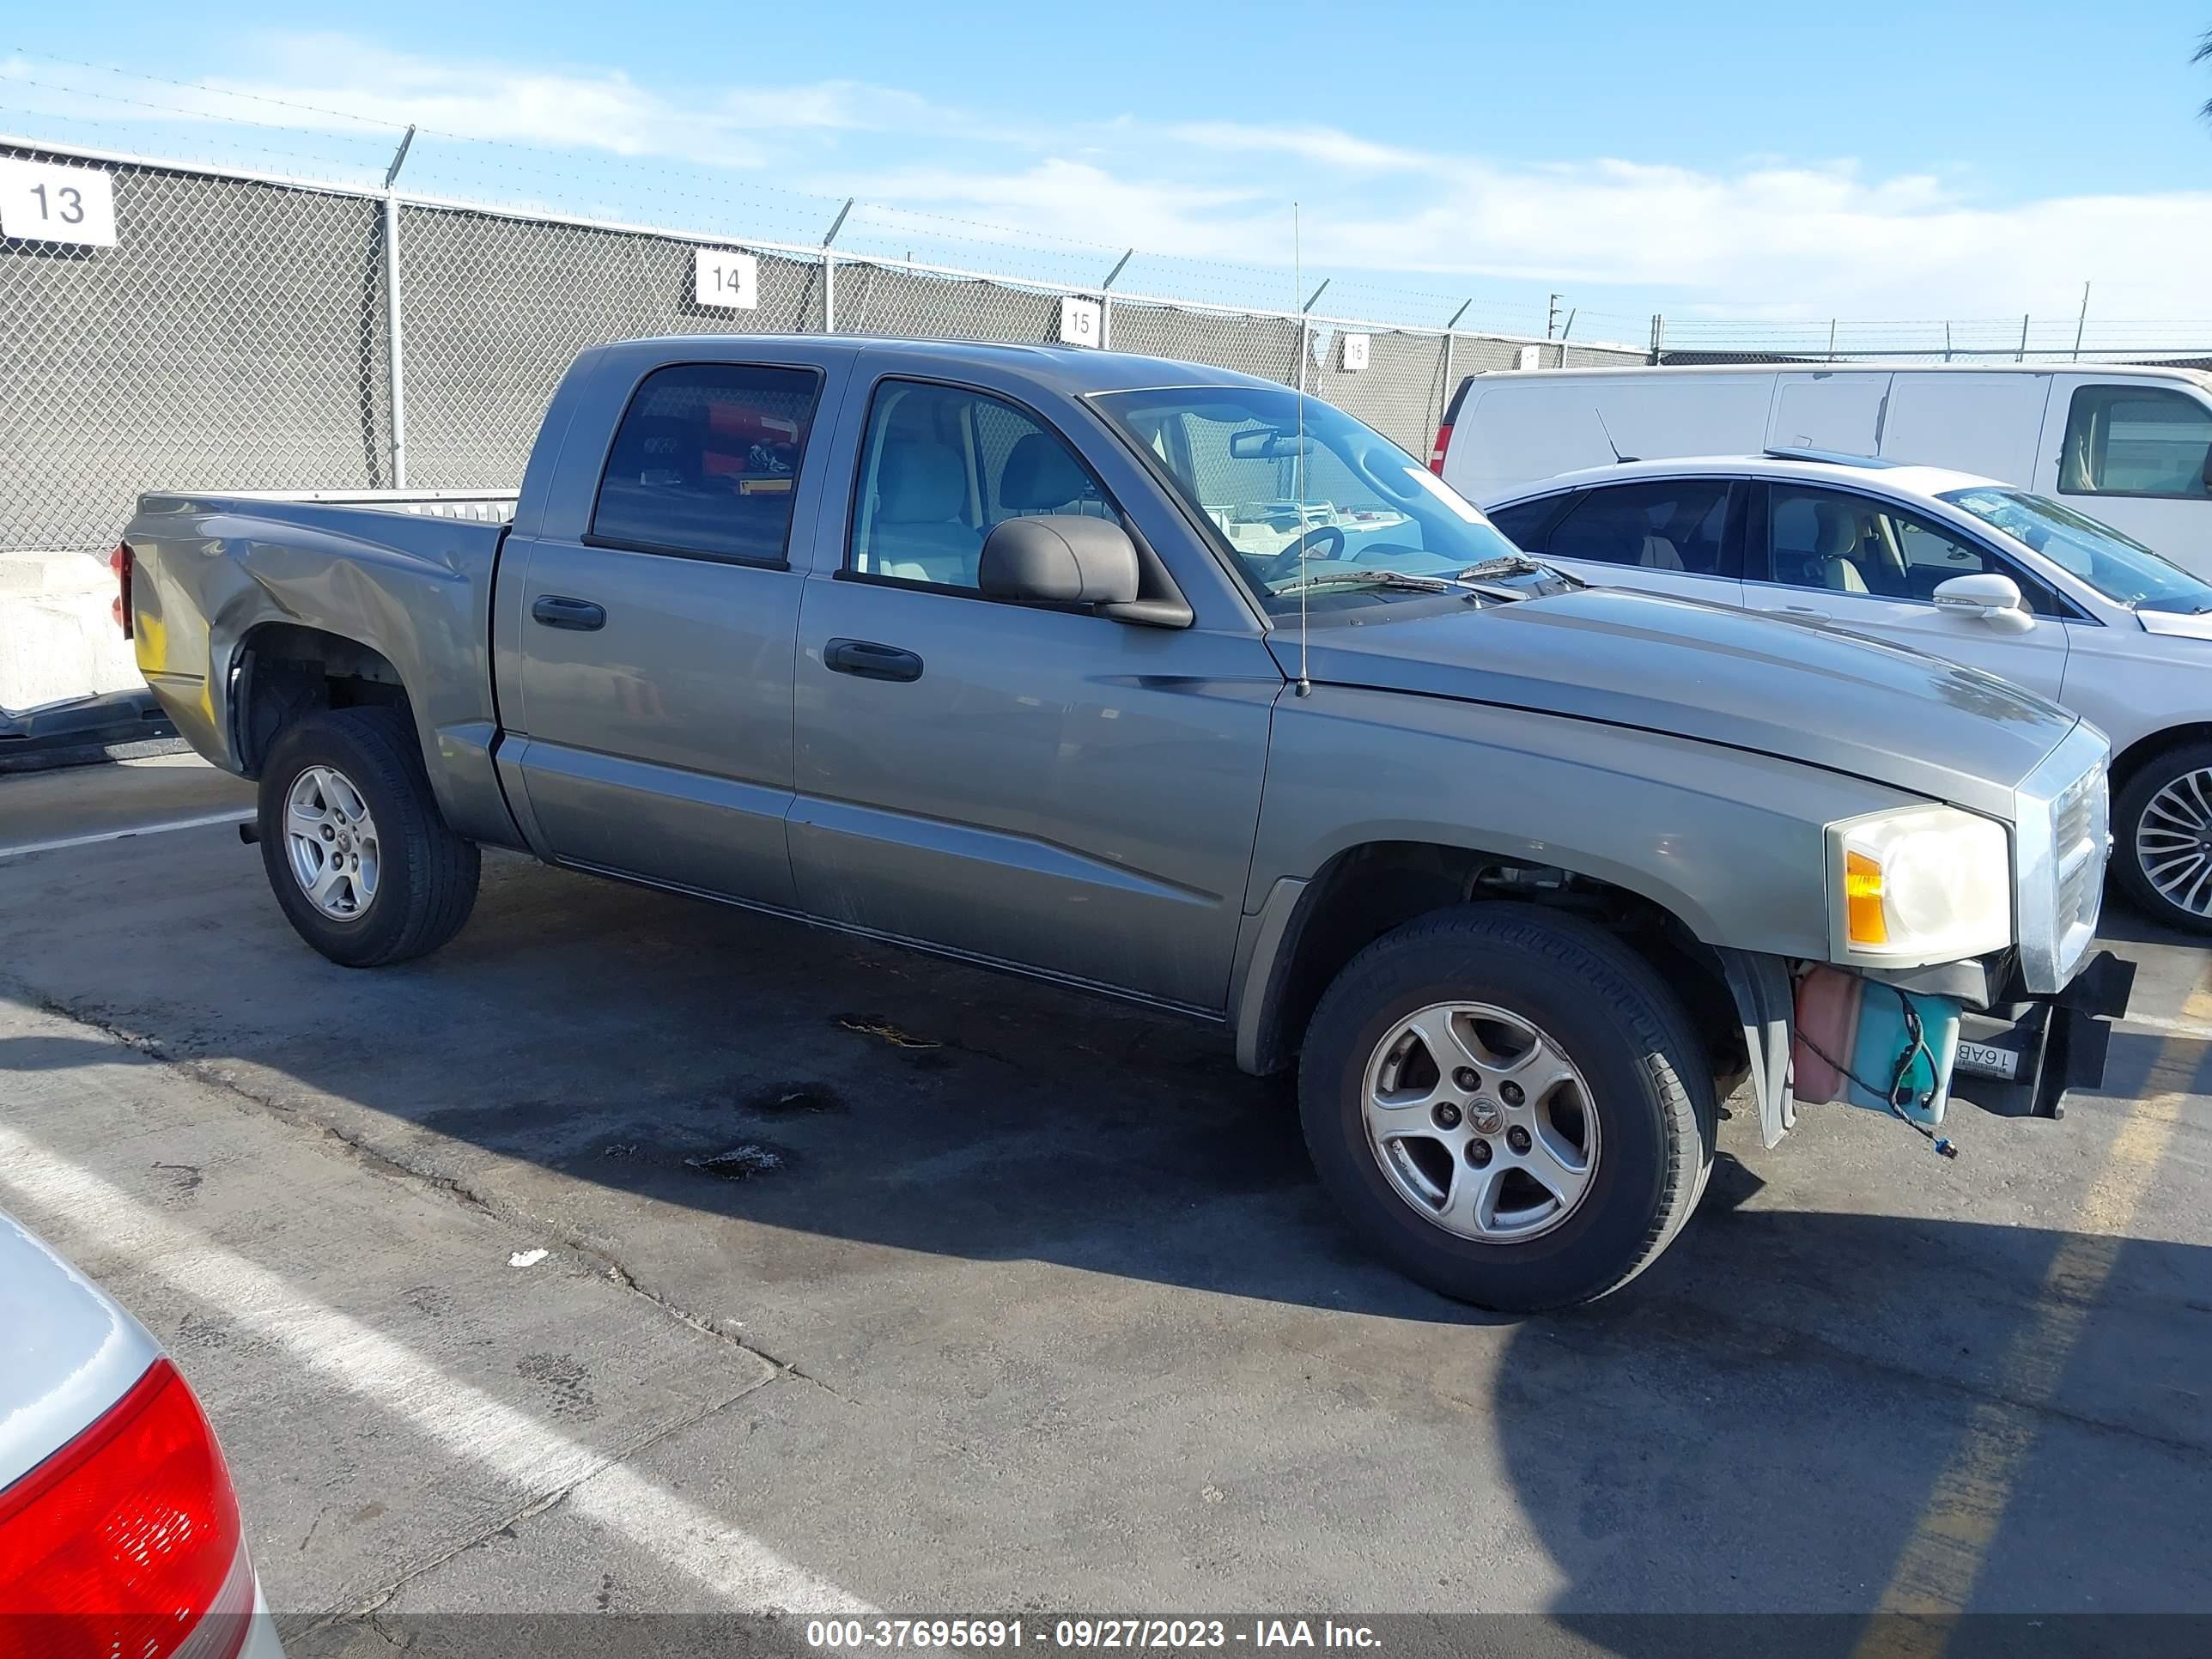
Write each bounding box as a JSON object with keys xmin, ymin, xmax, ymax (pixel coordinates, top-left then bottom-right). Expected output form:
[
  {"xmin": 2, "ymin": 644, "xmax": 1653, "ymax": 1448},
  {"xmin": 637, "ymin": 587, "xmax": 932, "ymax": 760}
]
[
  {"xmin": 2110, "ymin": 724, "xmax": 2212, "ymax": 798},
  {"xmin": 1249, "ymin": 842, "xmax": 1742, "ymax": 1085},
  {"xmin": 233, "ymin": 623, "xmax": 412, "ymax": 778}
]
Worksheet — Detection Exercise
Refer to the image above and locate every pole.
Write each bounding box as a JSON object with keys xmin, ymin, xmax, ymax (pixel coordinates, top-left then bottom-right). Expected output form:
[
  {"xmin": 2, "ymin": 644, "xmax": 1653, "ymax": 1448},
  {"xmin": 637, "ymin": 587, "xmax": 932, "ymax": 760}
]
[
  {"xmin": 1297, "ymin": 281, "xmax": 1330, "ymax": 393},
  {"xmin": 381, "ymin": 125, "xmax": 415, "ymax": 489},
  {"xmin": 1827, "ymin": 319, "xmax": 1838, "ymax": 362},
  {"xmin": 1444, "ymin": 299, "xmax": 1472, "ymax": 331},
  {"xmin": 1547, "ymin": 293, "xmax": 1561, "ymax": 339},
  {"xmin": 2073, "ymin": 282, "xmax": 2090, "ymax": 362},
  {"xmin": 2018, "ymin": 313, "xmax": 2030, "ymax": 362},
  {"xmin": 1944, "ymin": 321, "xmax": 1953, "ymax": 363},
  {"xmin": 821, "ymin": 198, "xmax": 854, "ymax": 333},
  {"xmin": 1649, "ymin": 314, "xmax": 1664, "ymax": 365},
  {"xmin": 1099, "ymin": 247, "xmax": 1133, "ymax": 350}
]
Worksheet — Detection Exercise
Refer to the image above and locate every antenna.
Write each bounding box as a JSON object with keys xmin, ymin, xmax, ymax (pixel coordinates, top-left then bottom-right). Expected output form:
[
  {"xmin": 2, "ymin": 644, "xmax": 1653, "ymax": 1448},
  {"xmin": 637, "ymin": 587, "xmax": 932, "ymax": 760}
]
[
  {"xmin": 1593, "ymin": 408, "xmax": 1638, "ymax": 465},
  {"xmin": 1293, "ymin": 203, "xmax": 1310, "ymax": 698}
]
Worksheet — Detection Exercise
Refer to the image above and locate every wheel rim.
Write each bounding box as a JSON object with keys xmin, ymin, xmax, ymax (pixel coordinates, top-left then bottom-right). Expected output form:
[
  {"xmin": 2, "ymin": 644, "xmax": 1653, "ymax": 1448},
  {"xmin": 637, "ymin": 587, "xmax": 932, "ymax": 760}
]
[
  {"xmin": 283, "ymin": 764, "xmax": 380, "ymax": 921},
  {"xmin": 1361, "ymin": 1001, "xmax": 1601, "ymax": 1243},
  {"xmin": 2136, "ymin": 769, "xmax": 2212, "ymax": 916}
]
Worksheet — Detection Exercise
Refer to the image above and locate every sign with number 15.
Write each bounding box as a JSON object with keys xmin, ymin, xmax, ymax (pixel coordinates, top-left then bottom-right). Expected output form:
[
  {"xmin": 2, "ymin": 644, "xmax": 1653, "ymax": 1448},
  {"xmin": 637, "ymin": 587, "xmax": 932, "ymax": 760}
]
[{"xmin": 0, "ymin": 160, "xmax": 118, "ymax": 249}]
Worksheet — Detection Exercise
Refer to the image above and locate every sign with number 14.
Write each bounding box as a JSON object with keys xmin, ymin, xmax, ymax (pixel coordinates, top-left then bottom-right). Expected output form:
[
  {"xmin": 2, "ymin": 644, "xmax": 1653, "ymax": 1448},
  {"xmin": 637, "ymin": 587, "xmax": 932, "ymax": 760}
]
[{"xmin": 0, "ymin": 160, "xmax": 118, "ymax": 248}]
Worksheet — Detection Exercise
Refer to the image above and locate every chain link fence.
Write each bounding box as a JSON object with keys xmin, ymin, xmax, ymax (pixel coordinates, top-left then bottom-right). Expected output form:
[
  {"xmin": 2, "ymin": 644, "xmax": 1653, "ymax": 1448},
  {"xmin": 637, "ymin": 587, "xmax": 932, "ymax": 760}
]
[{"xmin": 1, "ymin": 136, "xmax": 1643, "ymax": 552}]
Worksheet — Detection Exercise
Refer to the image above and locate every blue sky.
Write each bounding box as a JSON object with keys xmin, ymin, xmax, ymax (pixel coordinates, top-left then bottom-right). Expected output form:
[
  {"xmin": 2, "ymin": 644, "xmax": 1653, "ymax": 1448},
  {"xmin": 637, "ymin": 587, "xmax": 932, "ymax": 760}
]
[{"xmin": 6, "ymin": 1, "xmax": 2211, "ymax": 340}]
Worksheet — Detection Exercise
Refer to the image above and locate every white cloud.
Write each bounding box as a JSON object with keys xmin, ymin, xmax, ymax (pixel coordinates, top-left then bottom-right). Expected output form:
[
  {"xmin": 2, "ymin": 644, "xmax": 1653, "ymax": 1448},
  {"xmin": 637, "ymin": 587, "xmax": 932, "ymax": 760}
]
[{"xmin": 1165, "ymin": 121, "xmax": 1431, "ymax": 173}]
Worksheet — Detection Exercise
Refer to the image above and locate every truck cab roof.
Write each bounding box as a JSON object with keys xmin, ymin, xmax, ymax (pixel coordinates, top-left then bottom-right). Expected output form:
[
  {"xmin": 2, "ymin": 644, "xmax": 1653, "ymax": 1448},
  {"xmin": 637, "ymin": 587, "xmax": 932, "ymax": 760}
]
[{"xmin": 584, "ymin": 334, "xmax": 1285, "ymax": 399}]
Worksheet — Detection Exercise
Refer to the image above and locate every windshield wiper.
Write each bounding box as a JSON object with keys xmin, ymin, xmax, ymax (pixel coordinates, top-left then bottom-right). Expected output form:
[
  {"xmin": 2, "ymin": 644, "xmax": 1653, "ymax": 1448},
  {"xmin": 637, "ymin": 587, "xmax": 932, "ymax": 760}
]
[
  {"xmin": 1271, "ymin": 569, "xmax": 1477, "ymax": 599},
  {"xmin": 1455, "ymin": 554, "xmax": 1581, "ymax": 586}
]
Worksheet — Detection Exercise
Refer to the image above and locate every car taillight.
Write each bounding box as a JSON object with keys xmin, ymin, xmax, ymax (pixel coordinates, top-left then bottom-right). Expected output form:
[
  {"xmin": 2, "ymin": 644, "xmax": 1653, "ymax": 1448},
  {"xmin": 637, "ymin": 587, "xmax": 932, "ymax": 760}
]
[
  {"xmin": 110, "ymin": 542, "xmax": 135, "ymax": 640},
  {"xmin": 1429, "ymin": 424, "xmax": 1453, "ymax": 476},
  {"xmin": 0, "ymin": 1358, "xmax": 254, "ymax": 1659}
]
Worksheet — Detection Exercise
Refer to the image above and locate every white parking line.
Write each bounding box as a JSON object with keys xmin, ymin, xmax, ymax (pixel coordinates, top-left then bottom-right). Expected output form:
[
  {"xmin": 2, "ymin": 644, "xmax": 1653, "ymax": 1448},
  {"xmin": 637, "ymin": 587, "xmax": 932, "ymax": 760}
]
[
  {"xmin": 0, "ymin": 810, "xmax": 253, "ymax": 860},
  {"xmin": 0, "ymin": 1123, "xmax": 871, "ymax": 1615}
]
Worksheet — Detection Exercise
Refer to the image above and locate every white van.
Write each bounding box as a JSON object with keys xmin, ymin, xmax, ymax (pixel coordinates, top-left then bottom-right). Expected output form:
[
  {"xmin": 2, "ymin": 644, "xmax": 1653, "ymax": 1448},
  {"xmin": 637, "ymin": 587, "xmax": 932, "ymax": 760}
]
[{"xmin": 1432, "ymin": 362, "xmax": 2212, "ymax": 577}]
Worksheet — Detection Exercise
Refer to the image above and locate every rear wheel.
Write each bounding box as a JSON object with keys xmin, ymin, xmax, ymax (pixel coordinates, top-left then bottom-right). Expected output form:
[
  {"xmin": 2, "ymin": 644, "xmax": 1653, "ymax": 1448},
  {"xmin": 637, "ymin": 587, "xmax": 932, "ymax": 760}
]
[
  {"xmin": 2114, "ymin": 741, "xmax": 2212, "ymax": 935},
  {"xmin": 1298, "ymin": 903, "xmax": 1715, "ymax": 1312},
  {"xmin": 257, "ymin": 708, "xmax": 480, "ymax": 967}
]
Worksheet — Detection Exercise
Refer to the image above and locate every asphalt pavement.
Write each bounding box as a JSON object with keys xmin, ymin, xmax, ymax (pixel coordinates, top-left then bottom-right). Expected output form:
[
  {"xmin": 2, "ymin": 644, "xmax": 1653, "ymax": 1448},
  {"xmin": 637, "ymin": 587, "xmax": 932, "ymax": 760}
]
[{"xmin": 1, "ymin": 757, "xmax": 2206, "ymax": 1655}]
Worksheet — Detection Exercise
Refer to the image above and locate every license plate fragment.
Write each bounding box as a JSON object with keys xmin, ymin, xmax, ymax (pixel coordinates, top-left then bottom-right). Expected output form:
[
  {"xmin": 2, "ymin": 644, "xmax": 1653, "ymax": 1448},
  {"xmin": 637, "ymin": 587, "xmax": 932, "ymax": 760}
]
[{"xmin": 1955, "ymin": 1038, "xmax": 2022, "ymax": 1081}]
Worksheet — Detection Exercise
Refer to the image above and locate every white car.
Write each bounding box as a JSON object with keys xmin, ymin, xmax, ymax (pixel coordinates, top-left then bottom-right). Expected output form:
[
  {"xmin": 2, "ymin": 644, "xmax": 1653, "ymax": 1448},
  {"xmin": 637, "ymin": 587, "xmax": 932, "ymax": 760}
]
[
  {"xmin": 1, "ymin": 1208, "xmax": 283, "ymax": 1659},
  {"xmin": 1433, "ymin": 362, "xmax": 2212, "ymax": 577},
  {"xmin": 1481, "ymin": 451, "xmax": 2212, "ymax": 933}
]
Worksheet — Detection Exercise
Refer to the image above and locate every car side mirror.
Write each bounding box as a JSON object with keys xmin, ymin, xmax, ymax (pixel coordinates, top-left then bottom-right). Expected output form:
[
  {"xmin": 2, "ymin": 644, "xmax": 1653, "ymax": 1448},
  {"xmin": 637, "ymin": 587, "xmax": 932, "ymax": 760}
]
[
  {"xmin": 1933, "ymin": 572, "xmax": 2033, "ymax": 633},
  {"xmin": 979, "ymin": 515, "xmax": 1141, "ymax": 609}
]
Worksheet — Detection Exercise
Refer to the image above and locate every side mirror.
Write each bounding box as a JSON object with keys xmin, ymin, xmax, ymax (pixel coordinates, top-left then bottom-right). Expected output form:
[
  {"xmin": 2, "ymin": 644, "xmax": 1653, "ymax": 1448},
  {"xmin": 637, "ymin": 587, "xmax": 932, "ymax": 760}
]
[
  {"xmin": 979, "ymin": 515, "xmax": 1141, "ymax": 608},
  {"xmin": 1933, "ymin": 572, "xmax": 2033, "ymax": 633}
]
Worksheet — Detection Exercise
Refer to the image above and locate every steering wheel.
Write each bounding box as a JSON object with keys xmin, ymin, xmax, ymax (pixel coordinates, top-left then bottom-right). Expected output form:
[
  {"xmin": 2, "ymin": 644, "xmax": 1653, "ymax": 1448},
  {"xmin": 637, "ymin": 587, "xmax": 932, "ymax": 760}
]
[{"xmin": 1250, "ymin": 525, "xmax": 1346, "ymax": 585}]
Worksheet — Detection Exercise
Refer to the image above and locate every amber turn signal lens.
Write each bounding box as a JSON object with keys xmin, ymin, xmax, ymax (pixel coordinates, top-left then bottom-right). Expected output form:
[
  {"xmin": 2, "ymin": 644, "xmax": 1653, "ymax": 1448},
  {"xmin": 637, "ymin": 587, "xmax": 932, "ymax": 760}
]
[{"xmin": 1845, "ymin": 851, "xmax": 1887, "ymax": 945}]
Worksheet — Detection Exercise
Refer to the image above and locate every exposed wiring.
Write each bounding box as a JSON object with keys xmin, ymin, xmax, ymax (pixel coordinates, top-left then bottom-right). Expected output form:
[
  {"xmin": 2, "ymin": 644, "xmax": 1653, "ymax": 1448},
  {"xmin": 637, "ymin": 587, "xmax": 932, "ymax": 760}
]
[{"xmin": 1796, "ymin": 983, "xmax": 1958, "ymax": 1158}]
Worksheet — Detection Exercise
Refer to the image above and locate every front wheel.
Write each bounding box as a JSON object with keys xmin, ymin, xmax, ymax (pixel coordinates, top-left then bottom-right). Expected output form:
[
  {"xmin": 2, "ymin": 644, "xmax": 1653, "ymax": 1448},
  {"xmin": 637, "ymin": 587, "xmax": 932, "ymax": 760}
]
[
  {"xmin": 1298, "ymin": 903, "xmax": 1715, "ymax": 1312},
  {"xmin": 2114, "ymin": 741, "xmax": 2212, "ymax": 935},
  {"xmin": 257, "ymin": 708, "xmax": 481, "ymax": 967}
]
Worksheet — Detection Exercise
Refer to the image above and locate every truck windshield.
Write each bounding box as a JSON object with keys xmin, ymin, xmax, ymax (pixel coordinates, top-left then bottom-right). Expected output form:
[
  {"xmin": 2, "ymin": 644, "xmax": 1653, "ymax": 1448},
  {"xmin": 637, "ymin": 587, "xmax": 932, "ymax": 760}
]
[
  {"xmin": 1941, "ymin": 488, "xmax": 2212, "ymax": 614},
  {"xmin": 1093, "ymin": 386, "xmax": 1527, "ymax": 606}
]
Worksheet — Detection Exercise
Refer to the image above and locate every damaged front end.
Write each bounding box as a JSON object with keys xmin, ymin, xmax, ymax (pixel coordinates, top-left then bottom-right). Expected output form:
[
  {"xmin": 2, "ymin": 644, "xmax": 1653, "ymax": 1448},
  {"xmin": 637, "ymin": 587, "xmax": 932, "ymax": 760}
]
[{"xmin": 1718, "ymin": 946, "xmax": 2137, "ymax": 1149}]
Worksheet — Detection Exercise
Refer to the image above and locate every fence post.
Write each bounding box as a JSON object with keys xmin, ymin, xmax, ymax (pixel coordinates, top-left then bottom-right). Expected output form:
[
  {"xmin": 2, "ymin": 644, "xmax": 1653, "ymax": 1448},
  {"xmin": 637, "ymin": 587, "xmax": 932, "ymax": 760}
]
[
  {"xmin": 2017, "ymin": 313, "xmax": 2030, "ymax": 362},
  {"xmin": 820, "ymin": 198, "xmax": 854, "ymax": 334},
  {"xmin": 1649, "ymin": 314, "xmax": 1665, "ymax": 365},
  {"xmin": 1099, "ymin": 248, "xmax": 1133, "ymax": 350},
  {"xmin": 381, "ymin": 125, "xmax": 415, "ymax": 489},
  {"xmin": 1297, "ymin": 279, "xmax": 1330, "ymax": 392}
]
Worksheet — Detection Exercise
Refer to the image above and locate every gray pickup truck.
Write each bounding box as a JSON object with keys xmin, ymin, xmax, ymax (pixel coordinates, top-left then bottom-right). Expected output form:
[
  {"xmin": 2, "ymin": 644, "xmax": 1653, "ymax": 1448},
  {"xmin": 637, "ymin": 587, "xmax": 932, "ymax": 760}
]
[{"xmin": 121, "ymin": 336, "xmax": 2130, "ymax": 1310}]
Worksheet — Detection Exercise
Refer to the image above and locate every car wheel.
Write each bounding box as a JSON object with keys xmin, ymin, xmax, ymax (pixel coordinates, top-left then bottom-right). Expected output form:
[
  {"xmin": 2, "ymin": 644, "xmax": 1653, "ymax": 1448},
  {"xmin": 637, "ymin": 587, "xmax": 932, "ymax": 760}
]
[
  {"xmin": 257, "ymin": 708, "xmax": 480, "ymax": 967},
  {"xmin": 1298, "ymin": 902, "xmax": 1715, "ymax": 1312},
  {"xmin": 2114, "ymin": 740, "xmax": 2212, "ymax": 936}
]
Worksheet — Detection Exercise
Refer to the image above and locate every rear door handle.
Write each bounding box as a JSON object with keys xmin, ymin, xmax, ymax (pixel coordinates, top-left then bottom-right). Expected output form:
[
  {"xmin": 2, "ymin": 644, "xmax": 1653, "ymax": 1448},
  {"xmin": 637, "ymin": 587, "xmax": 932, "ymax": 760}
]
[
  {"xmin": 532, "ymin": 594, "xmax": 606, "ymax": 631},
  {"xmin": 824, "ymin": 638, "xmax": 924, "ymax": 683}
]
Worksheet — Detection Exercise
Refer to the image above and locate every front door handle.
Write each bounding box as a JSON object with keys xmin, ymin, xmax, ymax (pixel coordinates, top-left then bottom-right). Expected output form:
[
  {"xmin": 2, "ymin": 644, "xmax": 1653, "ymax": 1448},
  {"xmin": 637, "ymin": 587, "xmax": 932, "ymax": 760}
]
[
  {"xmin": 1772, "ymin": 604, "xmax": 1830, "ymax": 622},
  {"xmin": 824, "ymin": 638, "xmax": 924, "ymax": 683},
  {"xmin": 532, "ymin": 594, "xmax": 606, "ymax": 631}
]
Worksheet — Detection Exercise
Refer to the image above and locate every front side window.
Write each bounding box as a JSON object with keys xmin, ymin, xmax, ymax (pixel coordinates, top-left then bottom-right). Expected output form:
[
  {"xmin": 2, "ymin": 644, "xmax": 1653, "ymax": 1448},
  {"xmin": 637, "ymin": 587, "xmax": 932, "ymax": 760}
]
[
  {"xmin": 1092, "ymin": 386, "xmax": 1523, "ymax": 609},
  {"xmin": 2058, "ymin": 384, "xmax": 2212, "ymax": 500},
  {"xmin": 1763, "ymin": 484, "xmax": 2061, "ymax": 617},
  {"xmin": 1544, "ymin": 481, "xmax": 1733, "ymax": 574},
  {"xmin": 592, "ymin": 363, "xmax": 820, "ymax": 562},
  {"xmin": 1943, "ymin": 488, "xmax": 2212, "ymax": 613},
  {"xmin": 849, "ymin": 380, "xmax": 1114, "ymax": 591}
]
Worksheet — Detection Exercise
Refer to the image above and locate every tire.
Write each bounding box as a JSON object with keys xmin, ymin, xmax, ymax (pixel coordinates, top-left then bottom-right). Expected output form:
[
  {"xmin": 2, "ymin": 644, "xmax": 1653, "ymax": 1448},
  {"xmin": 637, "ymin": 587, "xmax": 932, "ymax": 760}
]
[
  {"xmin": 1297, "ymin": 902, "xmax": 1716, "ymax": 1313},
  {"xmin": 2113, "ymin": 741, "xmax": 2212, "ymax": 935},
  {"xmin": 257, "ymin": 708, "xmax": 480, "ymax": 967}
]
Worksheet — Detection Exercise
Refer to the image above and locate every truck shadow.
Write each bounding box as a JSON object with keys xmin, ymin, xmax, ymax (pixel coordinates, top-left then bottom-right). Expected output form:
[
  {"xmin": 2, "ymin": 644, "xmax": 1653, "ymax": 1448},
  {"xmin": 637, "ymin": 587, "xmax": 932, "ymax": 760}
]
[{"xmin": 4, "ymin": 847, "xmax": 2210, "ymax": 1630}]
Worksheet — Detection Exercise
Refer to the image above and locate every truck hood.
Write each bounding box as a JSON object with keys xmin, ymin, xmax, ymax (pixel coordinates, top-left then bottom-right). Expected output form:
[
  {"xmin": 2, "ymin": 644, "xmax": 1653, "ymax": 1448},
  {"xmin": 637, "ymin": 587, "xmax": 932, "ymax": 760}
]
[{"xmin": 1271, "ymin": 586, "xmax": 2076, "ymax": 818}]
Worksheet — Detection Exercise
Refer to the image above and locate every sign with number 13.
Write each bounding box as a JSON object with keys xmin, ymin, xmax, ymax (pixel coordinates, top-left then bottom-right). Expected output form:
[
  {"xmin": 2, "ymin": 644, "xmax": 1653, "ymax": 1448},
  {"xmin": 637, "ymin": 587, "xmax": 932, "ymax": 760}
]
[{"xmin": 0, "ymin": 160, "xmax": 118, "ymax": 248}]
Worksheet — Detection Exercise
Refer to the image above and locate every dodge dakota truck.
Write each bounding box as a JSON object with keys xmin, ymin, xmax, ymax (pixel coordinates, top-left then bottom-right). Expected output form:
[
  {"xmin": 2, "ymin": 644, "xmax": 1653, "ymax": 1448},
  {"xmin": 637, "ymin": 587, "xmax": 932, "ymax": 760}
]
[{"xmin": 120, "ymin": 337, "xmax": 2132, "ymax": 1310}]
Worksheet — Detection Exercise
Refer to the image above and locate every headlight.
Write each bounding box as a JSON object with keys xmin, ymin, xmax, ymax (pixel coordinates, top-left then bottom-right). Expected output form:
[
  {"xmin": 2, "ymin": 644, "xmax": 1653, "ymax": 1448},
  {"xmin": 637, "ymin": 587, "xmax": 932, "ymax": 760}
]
[{"xmin": 1826, "ymin": 805, "xmax": 2012, "ymax": 968}]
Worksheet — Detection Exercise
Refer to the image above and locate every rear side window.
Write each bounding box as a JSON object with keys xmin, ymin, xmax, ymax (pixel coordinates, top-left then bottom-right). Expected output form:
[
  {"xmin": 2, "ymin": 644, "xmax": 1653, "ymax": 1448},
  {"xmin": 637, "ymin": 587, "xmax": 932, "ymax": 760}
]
[
  {"xmin": 2058, "ymin": 385, "xmax": 2212, "ymax": 500},
  {"xmin": 1486, "ymin": 494, "xmax": 1574, "ymax": 551},
  {"xmin": 592, "ymin": 363, "xmax": 822, "ymax": 562},
  {"xmin": 1545, "ymin": 480, "xmax": 1734, "ymax": 574}
]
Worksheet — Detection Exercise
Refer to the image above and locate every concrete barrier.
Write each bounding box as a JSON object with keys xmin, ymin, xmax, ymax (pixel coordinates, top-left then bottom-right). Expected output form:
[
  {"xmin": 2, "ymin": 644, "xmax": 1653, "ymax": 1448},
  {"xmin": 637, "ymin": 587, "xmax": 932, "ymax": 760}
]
[{"xmin": 1, "ymin": 550, "xmax": 145, "ymax": 716}]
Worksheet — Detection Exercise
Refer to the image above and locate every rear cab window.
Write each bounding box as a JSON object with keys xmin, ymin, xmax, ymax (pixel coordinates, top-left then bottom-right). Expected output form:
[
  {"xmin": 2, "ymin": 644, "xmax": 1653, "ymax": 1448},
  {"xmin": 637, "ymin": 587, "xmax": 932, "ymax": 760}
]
[
  {"xmin": 591, "ymin": 362, "xmax": 823, "ymax": 563},
  {"xmin": 2058, "ymin": 383, "xmax": 2212, "ymax": 501}
]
